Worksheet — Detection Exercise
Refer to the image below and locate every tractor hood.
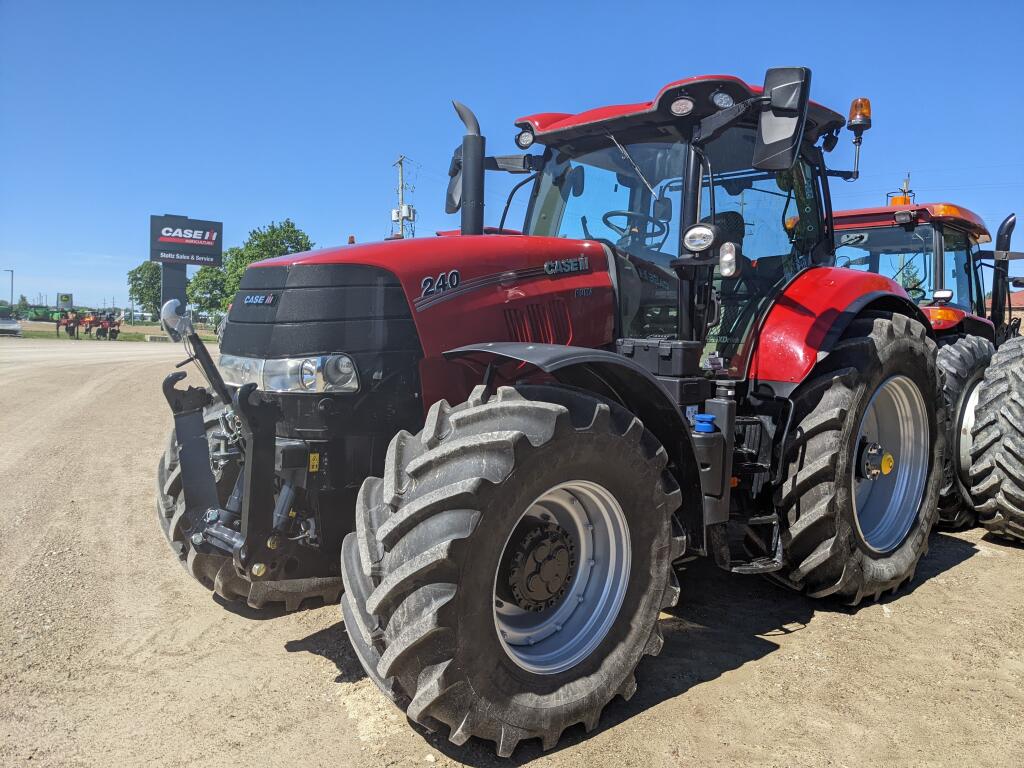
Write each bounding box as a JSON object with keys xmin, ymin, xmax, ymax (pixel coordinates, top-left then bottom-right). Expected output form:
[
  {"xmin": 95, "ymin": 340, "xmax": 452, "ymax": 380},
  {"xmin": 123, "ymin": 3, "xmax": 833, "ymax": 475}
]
[{"xmin": 225, "ymin": 234, "xmax": 612, "ymax": 361}]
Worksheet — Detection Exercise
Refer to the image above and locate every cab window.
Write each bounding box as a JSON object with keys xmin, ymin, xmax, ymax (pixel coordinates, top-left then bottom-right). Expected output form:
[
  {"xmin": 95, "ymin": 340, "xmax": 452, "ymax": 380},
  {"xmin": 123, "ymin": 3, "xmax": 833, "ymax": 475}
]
[
  {"xmin": 835, "ymin": 224, "xmax": 937, "ymax": 302},
  {"xmin": 941, "ymin": 228, "xmax": 973, "ymax": 309}
]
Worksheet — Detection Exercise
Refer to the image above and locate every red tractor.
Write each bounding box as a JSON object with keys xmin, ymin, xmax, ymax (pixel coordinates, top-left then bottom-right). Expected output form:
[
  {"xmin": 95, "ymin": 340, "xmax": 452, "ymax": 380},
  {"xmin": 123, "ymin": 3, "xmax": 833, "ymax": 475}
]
[
  {"xmin": 834, "ymin": 201, "xmax": 1020, "ymax": 529},
  {"xmin": 158, "ymin": 69, "xmax": 953, "ymax": 755}
]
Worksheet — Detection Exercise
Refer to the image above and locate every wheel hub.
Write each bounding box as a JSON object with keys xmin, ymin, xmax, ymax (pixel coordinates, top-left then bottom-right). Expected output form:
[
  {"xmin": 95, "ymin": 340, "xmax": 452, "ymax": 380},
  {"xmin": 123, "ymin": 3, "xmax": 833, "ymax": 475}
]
[
  {"xmin": 851, "ymin": 375, "xmax": 929, "ymax": 554},
  {"xmin": 507, "ymin": 523, "xmax": 576, "ymax": 611},
  {"xmin": 858, "ymin": 440, "xmax": 895, "ymax": 480},
  {"xmin": 493, "ymin": 481, "xmax": 631, "ymax": 675}
]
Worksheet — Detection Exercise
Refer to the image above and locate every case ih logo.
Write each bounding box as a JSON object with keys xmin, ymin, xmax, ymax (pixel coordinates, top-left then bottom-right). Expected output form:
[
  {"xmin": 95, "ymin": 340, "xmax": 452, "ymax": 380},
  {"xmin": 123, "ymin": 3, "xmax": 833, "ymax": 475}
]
[
  {"xmin": 544, "ymin": 255, "xmax": 590, "ymax": 276},
  {"xmin": 243, "ymin": 293, "xmax": 277, "ymax": 306},
  {"xmin": 150, "ymin": 215, "xmax": 224, "ymax": 266},
  {"xmin": 158, "ymin": 227, "xmax": 219, "ymax": 247}
]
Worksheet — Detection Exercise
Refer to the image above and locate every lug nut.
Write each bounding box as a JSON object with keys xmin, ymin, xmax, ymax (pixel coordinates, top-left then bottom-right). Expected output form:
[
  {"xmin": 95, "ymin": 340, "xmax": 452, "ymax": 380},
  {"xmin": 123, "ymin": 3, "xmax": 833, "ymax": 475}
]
[
  {"xmin": 251, "ymin": 563, "xmax": 267, "ymax": 578},
  {"xmin": 190, "ymin": 532, "xmax": 204, "ymax": 547}
]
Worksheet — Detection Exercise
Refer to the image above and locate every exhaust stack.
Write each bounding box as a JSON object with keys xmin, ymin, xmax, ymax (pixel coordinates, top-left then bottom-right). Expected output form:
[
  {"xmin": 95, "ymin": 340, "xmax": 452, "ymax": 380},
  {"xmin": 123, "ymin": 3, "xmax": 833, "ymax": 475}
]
[{"xmin": 453, "ymin": 101, "xmax": 485, "ymax": 235}]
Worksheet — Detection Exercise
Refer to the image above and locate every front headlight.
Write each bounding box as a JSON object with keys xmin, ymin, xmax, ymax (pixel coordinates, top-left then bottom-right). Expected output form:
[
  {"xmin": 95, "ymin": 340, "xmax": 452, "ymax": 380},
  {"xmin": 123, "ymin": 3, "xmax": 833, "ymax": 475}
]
[{"xmin": 218, "ymin": 354, "xmax": 359, "ymax": 393}]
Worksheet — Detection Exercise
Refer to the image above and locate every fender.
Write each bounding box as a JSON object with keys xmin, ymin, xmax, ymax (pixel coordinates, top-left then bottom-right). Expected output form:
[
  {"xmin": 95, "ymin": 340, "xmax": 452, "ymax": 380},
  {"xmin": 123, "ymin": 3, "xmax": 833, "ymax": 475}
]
[
  {"xmin": 444, "ymin": 341, "xmax": 704, "ymax": 531},
  {"xmin": 749, "ymin": 267, "xmax": 932, "ymax": 391}
]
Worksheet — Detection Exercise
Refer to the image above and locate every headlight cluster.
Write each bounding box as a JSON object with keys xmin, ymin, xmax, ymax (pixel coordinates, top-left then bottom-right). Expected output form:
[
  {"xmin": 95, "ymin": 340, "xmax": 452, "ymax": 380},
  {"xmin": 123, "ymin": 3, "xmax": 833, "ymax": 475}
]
[{"xmin": 219, "ymin": 354, "xmax": 359, "ymax": 394}]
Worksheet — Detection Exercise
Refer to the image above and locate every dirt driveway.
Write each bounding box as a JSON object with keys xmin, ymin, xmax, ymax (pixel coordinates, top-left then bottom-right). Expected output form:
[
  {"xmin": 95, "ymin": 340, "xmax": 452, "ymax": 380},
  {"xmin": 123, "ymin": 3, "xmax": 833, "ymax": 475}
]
[{"xmin": 1, "ymin": 338, "xmax": 1021, "ymax": 767}]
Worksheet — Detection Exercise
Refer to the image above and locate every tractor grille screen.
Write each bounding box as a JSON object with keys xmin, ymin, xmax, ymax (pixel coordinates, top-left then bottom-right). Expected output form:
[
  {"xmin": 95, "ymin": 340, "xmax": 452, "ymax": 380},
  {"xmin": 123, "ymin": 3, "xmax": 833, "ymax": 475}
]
[{"xmin": 221, "ymin": 264, "xmax": 421, "ymax": 363}]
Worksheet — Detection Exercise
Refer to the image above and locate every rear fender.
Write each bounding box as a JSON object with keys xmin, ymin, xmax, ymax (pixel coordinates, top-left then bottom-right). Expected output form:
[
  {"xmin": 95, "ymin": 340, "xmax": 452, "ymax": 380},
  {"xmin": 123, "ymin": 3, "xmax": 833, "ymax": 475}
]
[{"xmin": 749, "ymin": 268, "xmax": 932, "ymax": 391}]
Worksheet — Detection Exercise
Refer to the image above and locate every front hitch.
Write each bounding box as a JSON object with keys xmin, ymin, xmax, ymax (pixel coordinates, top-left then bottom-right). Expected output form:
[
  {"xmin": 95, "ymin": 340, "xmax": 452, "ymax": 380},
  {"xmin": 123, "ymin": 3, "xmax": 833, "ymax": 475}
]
[{"xmin": 229, "ymin": 382, "xmax": 282, "ymax": 578}]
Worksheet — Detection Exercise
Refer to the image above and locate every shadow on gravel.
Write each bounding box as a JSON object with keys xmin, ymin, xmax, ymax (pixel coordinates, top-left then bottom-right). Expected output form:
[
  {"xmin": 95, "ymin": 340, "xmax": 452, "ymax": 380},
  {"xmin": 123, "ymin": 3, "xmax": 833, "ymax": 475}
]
[
  {"xmin": 981, "ymin": 531, "xmax": 1024, "ymax": 550},
  {"xmin": 285, "ymin": 620, "xmax": 367, "ymax": 684},
  {"xmin": 212, "ymin": 592, "xmax": 337, "ymax": 619},
  {"xmin": 283, "ymin": 529, "xmax": 978, "ymax": 765}
]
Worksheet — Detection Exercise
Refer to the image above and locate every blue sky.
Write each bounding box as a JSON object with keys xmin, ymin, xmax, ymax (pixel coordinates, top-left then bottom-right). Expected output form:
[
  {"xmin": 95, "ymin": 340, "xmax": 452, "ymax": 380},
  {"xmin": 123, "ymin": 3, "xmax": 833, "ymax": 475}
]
[{"xmin": 1, "ymin": 0, "xmax": 1022, "ymax": 306}]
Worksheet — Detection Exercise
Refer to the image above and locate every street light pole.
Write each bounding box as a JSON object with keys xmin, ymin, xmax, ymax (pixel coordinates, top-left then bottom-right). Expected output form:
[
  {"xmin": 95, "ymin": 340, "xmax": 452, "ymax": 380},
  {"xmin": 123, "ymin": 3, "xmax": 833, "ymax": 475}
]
[{"xmin": 2, "ymin": 269, "xmax": 12, "ymax": 308}]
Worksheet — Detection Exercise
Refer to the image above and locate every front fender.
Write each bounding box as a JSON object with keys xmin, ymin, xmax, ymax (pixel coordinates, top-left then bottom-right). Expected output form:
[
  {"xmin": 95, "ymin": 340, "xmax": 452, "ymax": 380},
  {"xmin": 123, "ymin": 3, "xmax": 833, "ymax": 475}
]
[
  {"xmin": 444, "ymin": 342, "xmax": 696, "ymax": 474},
  {"xmin": 749, "ymin": 268, "xmax": 932, "ymax": 389}
]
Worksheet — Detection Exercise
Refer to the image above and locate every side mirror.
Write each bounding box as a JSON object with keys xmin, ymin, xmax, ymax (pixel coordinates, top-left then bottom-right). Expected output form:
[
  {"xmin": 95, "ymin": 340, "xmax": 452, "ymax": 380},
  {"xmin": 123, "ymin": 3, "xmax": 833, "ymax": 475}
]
[
  {"xmin": 653, "ymin": 194, "xmax": 672, "ymax": 221},
  {"xmin": 445, "ymin": 145, "xmax": 463, "ymax": 214},
  {"xmin": 752, "ymin": 67, "xmax": 811, "ymax": 171},
  {"xmin": 568, "ymin": 165, "xmax": 585, "ymax": 198}
]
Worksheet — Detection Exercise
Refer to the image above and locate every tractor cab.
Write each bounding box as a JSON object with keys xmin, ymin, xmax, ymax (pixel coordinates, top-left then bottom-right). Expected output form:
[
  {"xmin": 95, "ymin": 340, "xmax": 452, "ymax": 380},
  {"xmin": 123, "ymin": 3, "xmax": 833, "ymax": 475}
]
[
  {"xmin": 447, "ymin": 71, "xmax": 856, "ymax": 380},
  {"xmin": 834, "ymin": 199, "xmax": 1017, "ymax": 341}
]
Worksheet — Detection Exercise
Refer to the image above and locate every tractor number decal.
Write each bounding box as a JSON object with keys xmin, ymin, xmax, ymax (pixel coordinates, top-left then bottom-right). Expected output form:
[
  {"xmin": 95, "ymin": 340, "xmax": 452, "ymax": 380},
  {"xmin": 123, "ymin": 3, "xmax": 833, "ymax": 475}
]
[
  {"xmin": 420, "ymin": 270, "xmax": 461, "ymax": 298},
  {"xmin": 413, "ymin": 256, "xmax": 592, "ymax": 313}
]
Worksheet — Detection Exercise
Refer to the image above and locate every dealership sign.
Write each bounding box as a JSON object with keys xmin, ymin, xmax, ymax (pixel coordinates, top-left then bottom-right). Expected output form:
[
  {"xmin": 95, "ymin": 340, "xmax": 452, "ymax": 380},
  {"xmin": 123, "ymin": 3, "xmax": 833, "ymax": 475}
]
[{"xmin": 150, "ymin": 214, "xmax": 223, "ymax": 266}]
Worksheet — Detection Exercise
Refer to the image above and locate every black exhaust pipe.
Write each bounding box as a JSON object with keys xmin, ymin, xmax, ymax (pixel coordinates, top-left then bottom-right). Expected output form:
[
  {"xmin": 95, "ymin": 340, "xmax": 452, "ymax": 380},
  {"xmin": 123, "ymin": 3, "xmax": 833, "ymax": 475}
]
[
  {"xmin": 991, "ymin": 213, "xmax": 1016, "ymax": 330},
  {"xmin": 453, "ymin": 101, "xmax": 485, "ymax": 235}
]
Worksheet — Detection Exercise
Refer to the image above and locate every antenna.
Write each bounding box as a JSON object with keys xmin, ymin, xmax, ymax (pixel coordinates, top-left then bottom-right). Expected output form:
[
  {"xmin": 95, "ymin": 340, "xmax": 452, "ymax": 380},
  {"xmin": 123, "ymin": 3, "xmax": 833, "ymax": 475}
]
[
  {"xmin": 887, "ymin": 172, "xmax": 915, "ymax": 206},
  {"xmin": 391, "ymin": 155, "xmax": 417, "ymax": 239}
]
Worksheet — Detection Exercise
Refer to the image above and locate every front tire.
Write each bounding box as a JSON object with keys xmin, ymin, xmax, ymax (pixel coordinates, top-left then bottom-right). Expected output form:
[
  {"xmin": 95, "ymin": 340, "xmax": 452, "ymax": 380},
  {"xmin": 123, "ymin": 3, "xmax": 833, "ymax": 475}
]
[
  {"xmin": 970, "ymin": 335, "xmax": 1024, "ymax": 542},
  {"xmin": 775, "ymin": 313, "xmax": 944, "ymax": 604},
  {"xmin": 936, "ymin": 335, "xmax": 994, "ymax": 528},
  {"xmin": 340, "ymin": 385, "xmax": 681, "ymax": 756}
]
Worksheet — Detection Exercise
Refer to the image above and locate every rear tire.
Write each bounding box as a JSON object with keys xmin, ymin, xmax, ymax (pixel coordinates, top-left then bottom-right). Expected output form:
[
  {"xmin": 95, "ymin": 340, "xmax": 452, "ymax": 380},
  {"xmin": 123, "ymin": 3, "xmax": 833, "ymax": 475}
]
[
  {"xmin": 970, "ymin": 335, "xmax": 1024, "ymax": 542},
  {"xmin": 936, "ymin": 335, "xmax": 994, "ymax": 528},
  {"xmin": 340, "ymin": 385, "xmax": 682, "ymax": 756},
  {"xmin": 775, "ymin": 313, "xmax": 943, "ymax": 604}
]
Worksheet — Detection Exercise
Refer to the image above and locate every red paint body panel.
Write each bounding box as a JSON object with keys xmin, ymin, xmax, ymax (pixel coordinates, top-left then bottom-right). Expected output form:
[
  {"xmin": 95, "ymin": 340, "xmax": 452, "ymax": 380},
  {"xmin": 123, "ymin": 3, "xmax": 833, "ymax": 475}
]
[
  {"xmin": 749, "ymin": 268, "xmax": 912, "ymax": 384},
  {"xmin": 252, "ymin": 236, "xmax": 615, "ymax": 408},
  {"xmin": 834, "ymin": 203, "xmax": 989, "ymax": 239}
]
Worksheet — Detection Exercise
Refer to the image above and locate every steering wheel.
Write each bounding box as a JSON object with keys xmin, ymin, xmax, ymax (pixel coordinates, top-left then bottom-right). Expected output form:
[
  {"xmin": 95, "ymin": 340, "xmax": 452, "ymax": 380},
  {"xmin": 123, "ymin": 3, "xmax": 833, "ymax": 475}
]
[{"xmin": 601, "ymin": 211, "xmax": 668, "ymax": 241}]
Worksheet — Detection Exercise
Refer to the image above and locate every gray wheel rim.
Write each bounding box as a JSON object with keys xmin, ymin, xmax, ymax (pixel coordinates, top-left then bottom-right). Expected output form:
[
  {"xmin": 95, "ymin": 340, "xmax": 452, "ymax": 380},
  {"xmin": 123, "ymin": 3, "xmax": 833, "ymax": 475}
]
[
  {"xmin": 493, "ymin": 480, "xmax": 631, "ymax": 675},
  {"xmin": 957, "ymin": 380, "xmax": 982, "ymax": 485},
  {"xmin": 851, "ymin": 375, "xmax": 930, "ymax": 554}
]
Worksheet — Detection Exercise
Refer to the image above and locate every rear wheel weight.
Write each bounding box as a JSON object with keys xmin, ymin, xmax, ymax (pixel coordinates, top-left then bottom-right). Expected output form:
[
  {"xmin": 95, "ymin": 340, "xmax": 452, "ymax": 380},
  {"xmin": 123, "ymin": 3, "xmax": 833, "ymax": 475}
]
[
  {"xmin": 936, "ymin": 335, "xmax": 994, "ymax": 528},
  {"xmin": 340, "ymin": 384, "xmax": 682, "ymax": 757},
  {"xmin": 969, "ymin": 335, "xmax": 1024, "ymax": 542},
  {"xmin": 774, "ymin": 312, "xmax": 944, "ymax": 604}
]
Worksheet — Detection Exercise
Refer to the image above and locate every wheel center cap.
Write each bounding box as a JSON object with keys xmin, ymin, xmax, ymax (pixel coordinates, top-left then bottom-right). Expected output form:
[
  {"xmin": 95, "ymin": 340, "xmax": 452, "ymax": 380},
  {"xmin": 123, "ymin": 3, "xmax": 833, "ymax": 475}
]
[
  {"xmin": 859, "ymin": 440, "xmax": 895, "ymax": 480},
  {"xmin": 508, "ymin": 523, "xmax": 576, "ymax": 611}
]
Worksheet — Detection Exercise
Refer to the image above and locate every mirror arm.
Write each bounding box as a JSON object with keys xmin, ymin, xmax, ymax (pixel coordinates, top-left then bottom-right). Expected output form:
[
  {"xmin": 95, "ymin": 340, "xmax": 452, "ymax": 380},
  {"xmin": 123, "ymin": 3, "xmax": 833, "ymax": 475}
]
[
  {"xmin": 694, "ymin": 97, "xmax": 762, "ymax": 145},
  {"xmin": 485, "ymin": 154, "xmax": 544, "ymax": 174}
]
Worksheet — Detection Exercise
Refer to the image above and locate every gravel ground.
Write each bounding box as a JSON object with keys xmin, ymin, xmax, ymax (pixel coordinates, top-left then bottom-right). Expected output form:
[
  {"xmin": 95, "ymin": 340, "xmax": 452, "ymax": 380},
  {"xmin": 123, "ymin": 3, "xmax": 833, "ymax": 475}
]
[{"xmin": 1, "ymin": 337, "xmax": 1022, "ymax": 767}]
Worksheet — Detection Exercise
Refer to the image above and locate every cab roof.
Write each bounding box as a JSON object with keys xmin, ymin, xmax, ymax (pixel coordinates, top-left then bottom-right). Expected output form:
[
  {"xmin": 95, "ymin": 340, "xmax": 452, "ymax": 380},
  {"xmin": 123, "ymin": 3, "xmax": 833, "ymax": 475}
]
[
  {"xmin": 834, "ymin": 203, "xmax": 990, "ymax": 239},
  {"xmin": 515, "ymin": 75, "xmax": 845, "ymax": 146}
]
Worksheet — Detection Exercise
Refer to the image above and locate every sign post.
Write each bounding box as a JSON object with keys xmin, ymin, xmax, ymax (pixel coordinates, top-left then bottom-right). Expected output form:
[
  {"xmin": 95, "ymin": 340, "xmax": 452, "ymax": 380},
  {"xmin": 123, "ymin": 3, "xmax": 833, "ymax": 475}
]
[{"xmin": 149, "ymin": 214, "xmax": 223, "ymax": 320}]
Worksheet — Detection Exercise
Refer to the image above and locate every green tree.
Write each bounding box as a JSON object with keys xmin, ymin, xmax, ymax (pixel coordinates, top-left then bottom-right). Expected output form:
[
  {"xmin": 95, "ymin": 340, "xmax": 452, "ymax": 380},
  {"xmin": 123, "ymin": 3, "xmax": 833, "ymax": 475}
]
[
  {"xmin": 223, "ymin": 219, "xmax": 314, "ymax": 300},
  {"xmin": 127, "ymin": 261, "xmax": 162, "ymax": 315},
  {"xmin": 187, "ymin": 266, "xmax": 229, "ymax": 316}
]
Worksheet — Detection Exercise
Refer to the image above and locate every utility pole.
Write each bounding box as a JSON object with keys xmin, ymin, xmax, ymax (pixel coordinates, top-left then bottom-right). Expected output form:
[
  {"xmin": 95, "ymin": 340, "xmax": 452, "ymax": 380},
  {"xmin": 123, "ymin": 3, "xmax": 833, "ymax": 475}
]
[{"xmin": 391, "ymin": 155, "xmax": 417, "ymax": 239}]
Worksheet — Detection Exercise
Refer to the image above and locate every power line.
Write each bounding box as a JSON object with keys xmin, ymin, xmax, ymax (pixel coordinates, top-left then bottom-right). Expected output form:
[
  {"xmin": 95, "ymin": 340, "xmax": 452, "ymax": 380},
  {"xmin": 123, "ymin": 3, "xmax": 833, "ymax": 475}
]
[{"xmin": 390, "ymin": 155, "xmax": 417, "ymax": 238}]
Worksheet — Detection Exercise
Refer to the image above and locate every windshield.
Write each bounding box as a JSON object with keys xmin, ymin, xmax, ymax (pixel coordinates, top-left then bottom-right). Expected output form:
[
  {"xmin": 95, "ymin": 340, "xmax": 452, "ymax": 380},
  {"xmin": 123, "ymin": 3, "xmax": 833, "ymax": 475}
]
[
  {"xmin": 523, "ymin": 128, "xmax": 823, "ymax": 377},
  {"xmin": 835, "ymin": 224, "xmax": 936, "ymax": 302}
]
